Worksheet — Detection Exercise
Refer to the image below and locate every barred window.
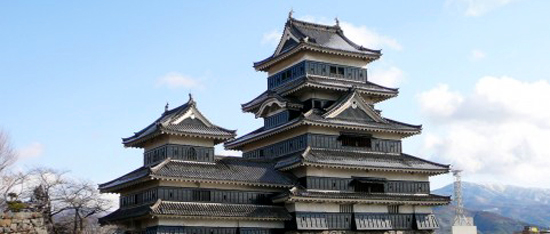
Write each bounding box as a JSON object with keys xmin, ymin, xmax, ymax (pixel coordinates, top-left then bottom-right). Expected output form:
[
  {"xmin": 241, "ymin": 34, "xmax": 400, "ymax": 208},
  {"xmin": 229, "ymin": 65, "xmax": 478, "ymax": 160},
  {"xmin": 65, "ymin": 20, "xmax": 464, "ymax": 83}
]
[
  {"xmin": 388, "ymin": 205, "xmax": 399, "ymax": 214},
  {"xmin": 192, "ymin": 190, "xmax": 211, "ymax": 202},
  {"xmin": 339, "ymin": 135, "xmax": 372, "ymax": 147},
  {"xmin": 340, "ymin": 204, "xmax": 353, "ymax": 213}
]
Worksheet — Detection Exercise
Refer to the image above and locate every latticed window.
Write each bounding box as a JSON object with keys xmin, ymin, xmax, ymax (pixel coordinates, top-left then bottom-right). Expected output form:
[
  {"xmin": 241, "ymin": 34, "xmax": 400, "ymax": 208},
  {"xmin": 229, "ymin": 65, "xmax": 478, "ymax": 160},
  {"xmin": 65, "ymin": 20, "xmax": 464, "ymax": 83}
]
[
  {"xmin": 340, "ymin": 204, "xmax": 353, "ymax": 213},
  {"xmin": 192, "ymin": 190, "xmax": 211, "ymax": 202},
  {"xmin": 339, "ymin": 135, "xmax": 372, "ymax": 147},
  {"xmin": 188, "ymin": 147, "xmax": 197, "ymax": 160},
  {"xmin": 388, "ymin": 205, "xmax": 399, "ymax": 214}
]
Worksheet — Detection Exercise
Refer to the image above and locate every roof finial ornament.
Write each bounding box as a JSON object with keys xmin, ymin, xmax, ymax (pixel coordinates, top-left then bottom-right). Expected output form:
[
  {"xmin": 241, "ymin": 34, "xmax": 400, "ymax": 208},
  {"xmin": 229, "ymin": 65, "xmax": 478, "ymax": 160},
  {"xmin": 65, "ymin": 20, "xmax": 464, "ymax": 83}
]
[
  {"xmin": 288, "ymin": 8, "xmax": 294, "ymax": 19},
  {"xmin": 335, "ymin": 17, "xmax": 340, "ymax": 27},
  {"xmin": 188, "ymin": 93, "xmax": 196, "ymax": 106},
  {"xmin": 165, "ymin": 102, "xmax": 169, "ymax": 112}
]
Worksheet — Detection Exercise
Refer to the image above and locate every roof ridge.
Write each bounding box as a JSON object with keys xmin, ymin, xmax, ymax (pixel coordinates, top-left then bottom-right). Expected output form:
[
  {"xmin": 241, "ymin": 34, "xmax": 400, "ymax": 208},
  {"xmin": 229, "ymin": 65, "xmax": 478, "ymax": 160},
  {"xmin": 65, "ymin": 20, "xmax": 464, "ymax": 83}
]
[
  {"xmin": 169, "ymin": 159, "xmax": 217, "ymax": 165},
  {"xmin": 150, "ymin": 158, "xmax": 171, "ymax": 173},
  {"xmin": 159, "ymin": 200, "xmax": 282, "ymax": 208},
  {"xmin": 309, "ymin": 147, "xmax": 400, "ymax": 156},
  {"xmin": 288, "ymin": 17, "xmax": 339, "ymax": 32},
  {"xmin": 150, "ymin": 199, "xmax": 162, "ymax": 211}
]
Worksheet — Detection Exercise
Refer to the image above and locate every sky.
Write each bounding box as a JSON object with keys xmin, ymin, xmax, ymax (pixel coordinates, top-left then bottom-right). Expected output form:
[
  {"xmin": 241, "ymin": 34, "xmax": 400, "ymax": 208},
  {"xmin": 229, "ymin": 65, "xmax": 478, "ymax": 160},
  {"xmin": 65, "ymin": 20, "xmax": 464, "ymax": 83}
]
[{"xmin": 1, "ymin": 0, "xmax": 550, "ymax": 190}]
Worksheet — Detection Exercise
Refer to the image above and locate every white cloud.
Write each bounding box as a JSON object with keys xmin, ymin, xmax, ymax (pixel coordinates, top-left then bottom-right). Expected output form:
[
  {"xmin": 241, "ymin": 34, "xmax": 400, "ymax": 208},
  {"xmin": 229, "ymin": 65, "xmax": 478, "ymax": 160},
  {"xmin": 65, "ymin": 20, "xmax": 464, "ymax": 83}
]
[
  {"xmin": 102, "ymin": 193, "xmax": 119, "ymax": 211},
  {"xmin": 17, "ymin": 143, "xmax": 44, "ymax": 159},
  {"xmin": 449, "ymin": 0, "xmax": 517, "ymax": 17},
  {"xmin": 418, "ymin": 84, "xmax": 464, "ymax": 118},
  {"xmin": 218, "ymin": 149, "xmax": 242, "ymax": 157},
  {"xmin": 262, "ymin": 30, "xmax": 281, "ymax": 46},
  {"xmin": 215, "ymin": 145, "xmax": 242, "ymax": 157},
  {"xmin": 156, "ymin": 72, "xmax": 203, "ymax": 89},
  {"xmin": 471, "ymin": 49, "xmax": 486, "ymax": 60},
  {"xmin": 369, "ymin": 66, "xmax": 405, "ymax": 88},
  {"xmin": 339, "ymin": 22, "xmax": 402, "ymax": 51},
  {"xmin": 419, "ymin": 76, "xmax": 550, "ymax": 188}
]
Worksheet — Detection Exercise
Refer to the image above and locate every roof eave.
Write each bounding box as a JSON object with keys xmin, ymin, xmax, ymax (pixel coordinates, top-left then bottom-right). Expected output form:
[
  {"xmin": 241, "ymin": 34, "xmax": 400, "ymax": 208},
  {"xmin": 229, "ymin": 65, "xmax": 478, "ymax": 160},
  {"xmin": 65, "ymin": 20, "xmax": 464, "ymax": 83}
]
[
  {"xmin": 285, "ymin": 196, "xmax": 451, "ymax": 206},
  {"xmin": 277, "ymin": 161, "xmax": 448, "ymax": 175},
  {"xmin": 225, "ymin": 119, "xmax": 421, "ymax": 150},
  {"xmin": 123, "ymin": 130, "xmax": 235, "ymax": 148},
  {"xmin": 152, "ymin": 214, "xmax": 290, "ymax": 221},
  {"xmin": 149, "ymin": 176, "xmax": 293, "ymax": 188},
  {"xmin": 98, "ymin": 176, "xmax": 151, "ymax": 193},
  {"xmin": 253, "ymin": 43, "xmax": 381, "ymax": 72}
]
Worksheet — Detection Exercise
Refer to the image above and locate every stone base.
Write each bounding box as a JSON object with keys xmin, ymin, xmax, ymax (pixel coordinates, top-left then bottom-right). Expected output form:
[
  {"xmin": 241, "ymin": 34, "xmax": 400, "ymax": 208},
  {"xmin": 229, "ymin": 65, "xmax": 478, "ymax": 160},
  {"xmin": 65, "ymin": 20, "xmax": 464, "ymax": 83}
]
[
  {"xmin": 0, "ymin": 211, "xmax": 48, "ymax": 234},
  {"xmin": 452, "ymin": 226, "xmax": 477, "ymax": 234}
]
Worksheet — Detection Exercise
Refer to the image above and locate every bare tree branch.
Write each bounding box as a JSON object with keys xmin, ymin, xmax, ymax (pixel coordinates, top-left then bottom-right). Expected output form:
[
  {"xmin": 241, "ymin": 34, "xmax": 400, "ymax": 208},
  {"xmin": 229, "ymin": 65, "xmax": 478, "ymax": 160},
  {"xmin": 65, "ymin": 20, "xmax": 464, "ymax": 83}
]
[{"xmin": 0, "ymin": 130, "xmax": 17, "ymax": 175}]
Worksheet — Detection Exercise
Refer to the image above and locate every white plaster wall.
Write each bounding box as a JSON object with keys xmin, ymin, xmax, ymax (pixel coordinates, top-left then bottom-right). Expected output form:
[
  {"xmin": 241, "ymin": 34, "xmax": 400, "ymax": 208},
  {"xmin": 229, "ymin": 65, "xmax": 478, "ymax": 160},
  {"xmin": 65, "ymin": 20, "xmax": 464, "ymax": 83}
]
[
  {"xmin": 287, "ymin": 202, "xmax": 341, "ymax": 212},
  {"xmin": 305, "ymin": 167, "xmax": 430, "ymax": 181},
  {"xmin": 156, "ymin": 218, "xmax": 284, "ymax": 228},
  {"xmin": 353, "ymin": 204, "xmax": 388, "ymax": 213},
  {"xmin": 399, "ymin": 205, "xmax": 433, "ymax": 214}
]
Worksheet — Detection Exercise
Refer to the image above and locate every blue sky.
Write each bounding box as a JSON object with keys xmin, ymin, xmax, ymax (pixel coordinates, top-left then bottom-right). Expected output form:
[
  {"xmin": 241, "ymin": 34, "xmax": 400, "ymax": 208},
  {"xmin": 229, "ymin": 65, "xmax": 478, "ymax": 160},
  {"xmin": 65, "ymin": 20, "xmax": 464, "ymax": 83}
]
[{"xmin": 1, "ymin": 0, "xmax": 550, "ymax": 189}]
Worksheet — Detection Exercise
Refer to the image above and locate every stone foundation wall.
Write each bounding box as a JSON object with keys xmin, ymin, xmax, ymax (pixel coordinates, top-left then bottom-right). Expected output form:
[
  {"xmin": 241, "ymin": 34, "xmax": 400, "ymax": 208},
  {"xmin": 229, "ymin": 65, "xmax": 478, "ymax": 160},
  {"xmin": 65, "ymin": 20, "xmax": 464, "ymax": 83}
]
[{"xmin": 0, "ymin": 212, "xmax": 48, "ymax": 234}]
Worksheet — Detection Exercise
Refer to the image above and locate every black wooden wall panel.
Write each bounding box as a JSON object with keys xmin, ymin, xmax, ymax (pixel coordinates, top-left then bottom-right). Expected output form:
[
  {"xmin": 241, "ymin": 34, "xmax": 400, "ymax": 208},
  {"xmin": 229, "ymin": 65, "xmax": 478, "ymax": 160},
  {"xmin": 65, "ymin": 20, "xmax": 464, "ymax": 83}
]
[
  {"xmin": 295, "ymin": 213, "xmax": 352, "ymax": 230},
  {"xmin": 297, "ymin": 176, "xmax": 430, "ymax": 194},
  {"xmin": 144, "ymin": 144, "xmax": 215, "ymax": 165},
  {"xmin": 120, "ymin": 187, "xmax": 274, "ymax": 208},
  {"xmin": 264, "ymin": 111, "xmax": 290, "ymax": 130},
  {"xmin": 243, "ymin": 133, "xmax": 402, "ymax": 160}
]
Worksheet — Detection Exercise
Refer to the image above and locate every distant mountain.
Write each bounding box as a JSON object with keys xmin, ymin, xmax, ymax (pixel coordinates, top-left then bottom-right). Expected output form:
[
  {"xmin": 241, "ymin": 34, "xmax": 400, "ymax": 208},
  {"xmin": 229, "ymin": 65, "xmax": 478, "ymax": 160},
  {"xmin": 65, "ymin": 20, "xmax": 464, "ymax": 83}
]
[
  {"xmin": 433, "ymin": 182, "xmax": 550, "ymax": 232},
  {"xmin": 434, "ymin": 205, "xmax": 531, "ymax": 234}
]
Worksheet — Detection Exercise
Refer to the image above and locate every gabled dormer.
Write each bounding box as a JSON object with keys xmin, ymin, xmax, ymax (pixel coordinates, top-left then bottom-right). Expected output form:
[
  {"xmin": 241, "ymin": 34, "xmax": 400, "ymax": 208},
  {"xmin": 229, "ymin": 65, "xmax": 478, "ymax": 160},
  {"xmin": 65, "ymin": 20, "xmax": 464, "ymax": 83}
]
[{"xmin": 323, "ymin": 88, "xmax": 386, "ymax": 123}]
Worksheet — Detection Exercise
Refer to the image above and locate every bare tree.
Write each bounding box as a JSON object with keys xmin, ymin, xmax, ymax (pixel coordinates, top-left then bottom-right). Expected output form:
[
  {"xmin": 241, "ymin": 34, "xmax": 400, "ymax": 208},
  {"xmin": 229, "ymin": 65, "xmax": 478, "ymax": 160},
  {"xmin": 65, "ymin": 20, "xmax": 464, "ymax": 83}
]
[
  {"xmin": 58, "ymin": 180, "xmax": 112, "ymax": 234},
  {"xmin": 0, "ymin": 130, "xmax": 16, "ymax": 175},
  {"xmin": 0, "ymin": 130, "xmax": 18, "ymax": 209},
  {"xmin": 0, "ymin": 171, "xmax": 28, "ymax": 207},
  {"xmin": 27, "ymin": 168, "xmax": 112, "ymax": 234}
]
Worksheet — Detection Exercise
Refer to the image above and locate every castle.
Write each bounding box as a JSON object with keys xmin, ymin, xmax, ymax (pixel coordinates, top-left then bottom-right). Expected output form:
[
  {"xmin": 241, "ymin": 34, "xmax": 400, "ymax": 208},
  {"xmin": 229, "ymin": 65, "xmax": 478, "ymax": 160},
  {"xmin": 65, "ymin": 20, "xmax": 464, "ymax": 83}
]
[{"xmin": 99, "ymin": 15, "xmax": 451, "ymax": 234}]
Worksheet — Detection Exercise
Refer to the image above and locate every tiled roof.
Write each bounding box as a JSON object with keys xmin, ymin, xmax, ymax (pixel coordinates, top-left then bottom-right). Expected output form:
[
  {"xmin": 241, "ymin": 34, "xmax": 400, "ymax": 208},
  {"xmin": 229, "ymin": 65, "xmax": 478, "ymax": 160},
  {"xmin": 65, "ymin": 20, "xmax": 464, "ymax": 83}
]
[
  {"xmin": 284, "ymin": 76, "xmax": 398, "ymax": 98},
  {"xmin": 100, "ymin": 201, "xmax": 292, "ymax": 224},
  {"xmin": 98, "ymin": 166, "xmax": 150, "ymax": 192},
  {"xmin": 99, "ymin": 157, "xmax": 294, "ymax": 193},
  {"xmin": 241, "ymin": 91, "xmax": 303, "ymax": 114},
  {"xmin": 99, "ymin": 205, "xmax": 150, "ymax": 224},
  {"xmin": 152, "ymin": 201, "xmax": 292, "ymax": 220},
  {"xmin": 242, "ymin": 76, "xmax": 398, "ymax": 112},
  {"xmin": 254, "ymin": 18, "xmax": 381, "ymax": 71},
  {"xmin": 274, "ymin": 148, "xmax": 449, "ymax": 174},
  {"xmin": 150, "ymin": 157, "xmax": 295, "ymax": 187},
  {"xmin": 274, "ymin": 188, "xmax": 451, "ymax": 205},
  {"xmin": 303, "ymin": 109, "xmax": 421, "ymax": 133},
  {"xmin": 122, "ymin": 96, "xmax": 236, "ymax": 147},
  {"xmin": 225, "ymin": 110, "xmax": 421, "ymax": 149}
]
